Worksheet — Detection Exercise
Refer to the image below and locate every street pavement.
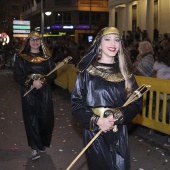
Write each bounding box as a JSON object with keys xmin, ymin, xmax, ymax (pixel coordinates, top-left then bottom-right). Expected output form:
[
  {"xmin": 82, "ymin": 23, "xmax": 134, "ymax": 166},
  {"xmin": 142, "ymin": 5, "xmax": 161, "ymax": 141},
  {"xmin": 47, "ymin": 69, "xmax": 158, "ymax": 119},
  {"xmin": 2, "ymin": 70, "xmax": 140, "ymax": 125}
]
[{"xmin": 0, "ymin": 69, "xmax": 170, "ymax": 170}]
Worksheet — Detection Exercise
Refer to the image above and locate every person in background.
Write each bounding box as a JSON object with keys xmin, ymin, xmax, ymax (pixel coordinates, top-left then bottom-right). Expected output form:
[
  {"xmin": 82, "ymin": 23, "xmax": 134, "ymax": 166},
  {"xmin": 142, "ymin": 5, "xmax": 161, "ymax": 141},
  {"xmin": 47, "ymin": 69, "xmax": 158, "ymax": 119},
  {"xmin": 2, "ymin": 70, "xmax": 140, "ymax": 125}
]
[
  {"xmin": 133, "ymin": 41, "xmax": 155, "ymax": 121},
  {"xmin": 133, "ymin": 41, "xmax": 154, "ymax": 77},
  {"xmin": 160, "ymin": 40, "xmax": 170, "ymax": 51},
  {"xmin": 135, "ymin": 26, "xmax": 142, "ymax": 42},
  {"xmin": 126, "ymin": 30, "xmax": 135, "ymax": 46},
  {"xmin": 53, "ymin": 47, "xmax": 65, "ymax": 63},
  {"xmin": 126, "ymin": 42, "xmax": 139, "ymax": 64},
  {"xmin": 71, "ymin": 27, "xmax": 142, "ymax": 170},
  {"xmin": 153, "ymin": 48, "xmax": 170, "ymax": 123},
  {"xmin": 141, "ymin": 30, "xmax": 148, "ymax": 41},
  {"xmin": 13, "ymin": 31, "xmax": 57, "ymax": 161},
  {"xmin": 153, "ymin": 28, "xmax": 159, "ymax": 43},
  {"xmin": 152, "ymin": 47, "xmax": 170, "ymax": 145}
]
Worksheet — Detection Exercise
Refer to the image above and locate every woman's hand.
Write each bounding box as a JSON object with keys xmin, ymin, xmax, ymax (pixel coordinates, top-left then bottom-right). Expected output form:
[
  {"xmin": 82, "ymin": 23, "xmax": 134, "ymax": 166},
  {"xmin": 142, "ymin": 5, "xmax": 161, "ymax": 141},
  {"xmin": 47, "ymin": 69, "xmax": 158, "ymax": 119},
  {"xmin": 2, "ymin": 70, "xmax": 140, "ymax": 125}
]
[
  {"xmin": 33, "ymin": 79, "xmax": 43, "ymax": 89},
  {"xmin": 97, "ymin": 115, "xmax": 116, "ymax": 133}
]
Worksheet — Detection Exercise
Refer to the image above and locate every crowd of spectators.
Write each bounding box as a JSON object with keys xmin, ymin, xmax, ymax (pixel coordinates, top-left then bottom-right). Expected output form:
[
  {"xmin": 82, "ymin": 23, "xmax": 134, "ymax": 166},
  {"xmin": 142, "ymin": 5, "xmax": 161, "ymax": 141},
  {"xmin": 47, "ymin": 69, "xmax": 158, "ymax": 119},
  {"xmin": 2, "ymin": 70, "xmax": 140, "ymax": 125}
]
[
  {"xmin": 1, "ymin": 29, "xmax": 170, "ymax": 84},
  {"xmin": 1, "ymin": 28, "xmax": 169, "ymax": 73},
  {"xmin": 47, "ymin": 36, "xmax": 88, "ymax": 66},
  {"xmin": 0, "ymin": 39, "xmax": 21, "ymax": 69},
  {"xmin": 124, "ymin": 28, "xmax": 170, "ymax": 145}
]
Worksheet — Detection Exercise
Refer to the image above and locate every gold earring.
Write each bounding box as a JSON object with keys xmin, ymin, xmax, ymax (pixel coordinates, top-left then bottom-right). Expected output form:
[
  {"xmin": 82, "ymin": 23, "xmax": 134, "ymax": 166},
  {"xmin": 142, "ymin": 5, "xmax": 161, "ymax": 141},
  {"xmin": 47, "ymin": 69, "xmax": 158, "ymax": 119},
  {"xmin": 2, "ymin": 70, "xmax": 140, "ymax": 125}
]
[{"xmin": 98, "ymin": 48, "xmax": 102, "ymax": 55}]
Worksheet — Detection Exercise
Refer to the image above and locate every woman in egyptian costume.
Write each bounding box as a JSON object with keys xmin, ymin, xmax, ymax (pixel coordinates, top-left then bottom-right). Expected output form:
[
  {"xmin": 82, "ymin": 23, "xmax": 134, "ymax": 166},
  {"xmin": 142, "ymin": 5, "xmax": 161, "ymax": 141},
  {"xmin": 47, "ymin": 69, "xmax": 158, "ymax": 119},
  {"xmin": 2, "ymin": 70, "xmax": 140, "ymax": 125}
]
[
  {"xmin": 71, "ymin": 27, "xmax": 143, "ymax": 169},
  {"xmin": 13, "ymin": 31, "xmax": 57, "ymax": 159}
]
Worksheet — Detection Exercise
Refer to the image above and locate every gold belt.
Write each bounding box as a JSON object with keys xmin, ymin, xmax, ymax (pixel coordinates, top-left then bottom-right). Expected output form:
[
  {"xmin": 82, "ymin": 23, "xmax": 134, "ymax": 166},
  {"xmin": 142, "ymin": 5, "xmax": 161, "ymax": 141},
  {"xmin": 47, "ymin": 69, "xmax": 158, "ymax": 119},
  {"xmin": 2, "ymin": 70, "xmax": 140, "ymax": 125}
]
[
  {"xmin": 92, "ymin": 107, "xmax": 116, "ymax": 118},
  {"xmin": 28, "ymin": 74, "xmax": 45, "ymax": 80},
  {"xmin": 92, "ymin": 107, "xmax": 120, "ymax": 132}
]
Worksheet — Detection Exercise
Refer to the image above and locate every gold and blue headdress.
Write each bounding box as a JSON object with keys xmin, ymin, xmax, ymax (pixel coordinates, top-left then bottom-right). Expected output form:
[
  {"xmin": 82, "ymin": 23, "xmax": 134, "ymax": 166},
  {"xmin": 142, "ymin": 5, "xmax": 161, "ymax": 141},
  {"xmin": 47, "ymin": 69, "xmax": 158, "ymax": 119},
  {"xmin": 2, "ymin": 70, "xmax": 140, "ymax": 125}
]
[
  {"xmin": 77, "ymin": 27, "xmax": 120, "ymax": 72},
  {"xmin": 18, "ymin": 31, "xmax": 51, "ymax": 58}
]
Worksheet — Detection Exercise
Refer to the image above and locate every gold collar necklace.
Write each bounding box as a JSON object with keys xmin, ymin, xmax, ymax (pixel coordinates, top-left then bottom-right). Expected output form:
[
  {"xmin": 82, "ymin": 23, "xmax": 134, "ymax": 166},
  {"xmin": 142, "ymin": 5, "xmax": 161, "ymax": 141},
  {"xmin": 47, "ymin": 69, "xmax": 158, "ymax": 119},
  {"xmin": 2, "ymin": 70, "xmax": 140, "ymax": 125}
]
[{"xmin": 86, "ymin": 61, "xmax": 125, "ymax": 82}]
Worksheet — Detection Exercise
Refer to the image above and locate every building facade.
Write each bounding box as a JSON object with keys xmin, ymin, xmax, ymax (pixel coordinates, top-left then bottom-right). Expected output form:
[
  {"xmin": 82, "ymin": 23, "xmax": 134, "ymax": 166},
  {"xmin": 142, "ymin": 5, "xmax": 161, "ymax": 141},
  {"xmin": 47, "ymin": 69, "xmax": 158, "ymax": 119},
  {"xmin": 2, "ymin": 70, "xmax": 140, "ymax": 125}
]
[
  {"xmin": 21, "ymin": 0, "xmax": 109, "ymax": 43},
  {"xmin": 0, "ymin": 0, "xmax": 169, "ymax": 43},
  {"xmin": 0, "ymin": 0, "xmax": 21, "ymax": 36},
  {"xmin": 108, "ymin": 0, "xmax": 170, "ymax": 42}
]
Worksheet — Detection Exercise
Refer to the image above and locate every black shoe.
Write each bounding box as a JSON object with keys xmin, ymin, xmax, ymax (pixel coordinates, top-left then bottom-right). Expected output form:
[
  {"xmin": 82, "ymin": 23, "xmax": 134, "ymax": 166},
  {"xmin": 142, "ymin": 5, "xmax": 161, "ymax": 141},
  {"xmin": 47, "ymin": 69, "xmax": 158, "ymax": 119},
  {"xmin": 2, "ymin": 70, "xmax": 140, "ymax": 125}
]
[
  {"xmin": 31, "ymin": 150, "xmax": 40, "ymax": 161},
  {"xmin": 39, "ymin": 147, "xmax": 46, "ymax": 153}
]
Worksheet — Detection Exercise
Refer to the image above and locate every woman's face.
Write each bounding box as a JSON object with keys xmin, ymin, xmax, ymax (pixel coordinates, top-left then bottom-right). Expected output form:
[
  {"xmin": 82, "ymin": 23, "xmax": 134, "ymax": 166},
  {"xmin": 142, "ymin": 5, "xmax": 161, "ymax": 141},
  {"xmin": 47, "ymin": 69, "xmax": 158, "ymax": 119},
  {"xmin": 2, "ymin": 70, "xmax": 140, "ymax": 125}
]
[
  {"xmin": 100, "ymin": 34, "xmax": 120, "ymax": 59},
  {"xmin": 29, "ymin": 36, "xmax": 41, "ymax": 51}
]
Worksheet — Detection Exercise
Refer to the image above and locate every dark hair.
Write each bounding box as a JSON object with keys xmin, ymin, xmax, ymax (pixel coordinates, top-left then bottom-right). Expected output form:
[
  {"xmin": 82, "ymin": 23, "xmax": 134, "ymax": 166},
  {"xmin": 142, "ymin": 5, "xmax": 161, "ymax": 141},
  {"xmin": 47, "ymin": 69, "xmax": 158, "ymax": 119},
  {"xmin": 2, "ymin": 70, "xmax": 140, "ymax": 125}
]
[
  {"xmin": 157, "ymin": 47, "xmax": 170, "ymax": 66},
  {"xmin": 20, "ymin": 38, "xmax": 43, "ymax": 54}
]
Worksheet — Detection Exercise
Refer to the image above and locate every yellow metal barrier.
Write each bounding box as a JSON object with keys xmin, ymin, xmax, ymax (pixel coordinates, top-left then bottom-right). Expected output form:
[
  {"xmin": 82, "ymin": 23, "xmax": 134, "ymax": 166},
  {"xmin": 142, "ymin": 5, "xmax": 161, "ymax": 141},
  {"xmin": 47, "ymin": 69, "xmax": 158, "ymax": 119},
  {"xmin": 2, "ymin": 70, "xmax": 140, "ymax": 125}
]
[
  {"xmin": 54, "ymin": 65, "xmax": 170, "ymax": 135},
  {"xmin": 134, "ymin": 76, "xmax": 170, "ymax": 135},
  {"xmin": 54, "ymin": 64, "xmax": 78, "ymax": 93}
]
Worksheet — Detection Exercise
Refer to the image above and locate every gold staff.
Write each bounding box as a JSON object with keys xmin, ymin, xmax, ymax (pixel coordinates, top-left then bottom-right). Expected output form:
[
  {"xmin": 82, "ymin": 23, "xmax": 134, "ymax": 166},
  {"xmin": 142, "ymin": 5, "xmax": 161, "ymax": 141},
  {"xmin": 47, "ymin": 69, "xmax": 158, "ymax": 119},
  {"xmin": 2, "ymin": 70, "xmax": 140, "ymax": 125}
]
[
  {"xmin": 66, "ymin": 84, "xmax": 151, "ymax": 170},
  {"xmin": 23, "ymin": 56, "xmax": 72, "ymax": 97}
]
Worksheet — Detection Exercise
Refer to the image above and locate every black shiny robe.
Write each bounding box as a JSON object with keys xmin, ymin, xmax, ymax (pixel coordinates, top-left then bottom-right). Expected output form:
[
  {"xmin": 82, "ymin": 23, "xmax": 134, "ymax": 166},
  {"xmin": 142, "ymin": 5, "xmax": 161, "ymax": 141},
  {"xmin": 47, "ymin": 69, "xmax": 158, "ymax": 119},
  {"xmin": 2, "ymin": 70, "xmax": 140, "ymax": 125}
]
[
  {"xmin": 13, "ymin": 52, "xmax": 57, "ymax": 150},
  {"xmin": 71, "ymin": 62, "xmax": 142, "ymax": 170}
]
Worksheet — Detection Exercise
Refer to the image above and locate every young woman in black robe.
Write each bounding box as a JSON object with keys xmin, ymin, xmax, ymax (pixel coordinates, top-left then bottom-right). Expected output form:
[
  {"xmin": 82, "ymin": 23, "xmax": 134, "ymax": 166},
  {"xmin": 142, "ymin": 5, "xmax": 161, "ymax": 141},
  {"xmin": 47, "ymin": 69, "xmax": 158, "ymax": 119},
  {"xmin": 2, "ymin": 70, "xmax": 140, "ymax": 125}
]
[
  {"xmin": 13, "ymin": 31, "xmax": 57, "ymax": 160},
  {"xmin": 71, "ymin": 27, "xmax": 143, "ymax": 170}
]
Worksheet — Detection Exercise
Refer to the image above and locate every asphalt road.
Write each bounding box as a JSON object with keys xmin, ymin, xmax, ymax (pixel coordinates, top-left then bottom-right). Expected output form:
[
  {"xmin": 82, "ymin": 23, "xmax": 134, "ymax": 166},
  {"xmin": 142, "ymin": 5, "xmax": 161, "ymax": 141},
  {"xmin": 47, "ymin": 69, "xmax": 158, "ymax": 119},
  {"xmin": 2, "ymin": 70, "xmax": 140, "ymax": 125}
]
[{"xmin": 0, "ymin": 69, "xmax": 170, "ymax": 170}]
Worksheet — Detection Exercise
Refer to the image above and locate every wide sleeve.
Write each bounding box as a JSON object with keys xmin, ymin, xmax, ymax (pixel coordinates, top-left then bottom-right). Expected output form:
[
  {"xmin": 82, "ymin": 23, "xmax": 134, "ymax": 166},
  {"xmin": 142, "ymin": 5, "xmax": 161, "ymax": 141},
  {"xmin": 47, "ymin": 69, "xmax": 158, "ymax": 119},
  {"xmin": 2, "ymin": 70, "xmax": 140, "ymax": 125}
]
[
  {"xmin": 71, "ymin": 72, "xmax": 93, "ymax": 130},
  {"xmin": 13, "ymin": 56, "xmax": 32, "ymax": 88}
]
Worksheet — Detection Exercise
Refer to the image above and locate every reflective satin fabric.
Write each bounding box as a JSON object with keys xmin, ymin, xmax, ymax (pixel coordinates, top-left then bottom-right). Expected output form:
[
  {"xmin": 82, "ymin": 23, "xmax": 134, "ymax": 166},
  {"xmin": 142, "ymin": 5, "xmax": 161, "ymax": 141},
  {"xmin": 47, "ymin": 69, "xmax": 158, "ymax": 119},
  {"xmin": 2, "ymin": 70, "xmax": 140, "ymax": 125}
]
[
  {"xmin": 13, "ymin": 52, "xmax": 57, "ymax": 150},
  {"xmin": 84, "ymin": 127, "xmax": 130, "ymax": 170},
  {"xmin": 71, "ymin": 62, "xmax": 142, "ymax": 170}
]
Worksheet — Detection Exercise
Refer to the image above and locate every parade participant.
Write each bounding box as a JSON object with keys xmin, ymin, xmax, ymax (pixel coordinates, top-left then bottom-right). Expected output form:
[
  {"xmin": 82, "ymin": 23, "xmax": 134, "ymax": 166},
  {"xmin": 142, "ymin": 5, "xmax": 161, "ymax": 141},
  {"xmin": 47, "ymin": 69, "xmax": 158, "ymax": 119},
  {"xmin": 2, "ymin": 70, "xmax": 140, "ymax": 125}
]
[
  {"xmin": 71, "ymin": 27, "xmax": 143, "ymax": 170},
  {"xmin": 13, "ymin": 31, "xmax": 57, "ymax": 161}
]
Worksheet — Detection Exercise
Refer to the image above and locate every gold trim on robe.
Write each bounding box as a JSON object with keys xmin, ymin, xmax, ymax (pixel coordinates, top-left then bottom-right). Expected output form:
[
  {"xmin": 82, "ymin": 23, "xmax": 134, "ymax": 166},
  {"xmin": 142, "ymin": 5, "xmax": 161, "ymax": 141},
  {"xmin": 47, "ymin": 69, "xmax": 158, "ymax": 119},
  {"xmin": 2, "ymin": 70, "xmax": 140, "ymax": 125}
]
[
  {"xmin": 86, "ymin": 62, "xmax": 126, "ymax": 82},
  {"xmin": 19, "ymin": 53, "xmax": 50, "ymax": 63}
]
